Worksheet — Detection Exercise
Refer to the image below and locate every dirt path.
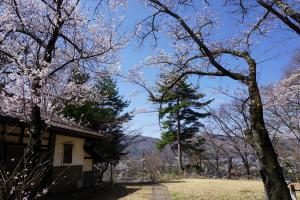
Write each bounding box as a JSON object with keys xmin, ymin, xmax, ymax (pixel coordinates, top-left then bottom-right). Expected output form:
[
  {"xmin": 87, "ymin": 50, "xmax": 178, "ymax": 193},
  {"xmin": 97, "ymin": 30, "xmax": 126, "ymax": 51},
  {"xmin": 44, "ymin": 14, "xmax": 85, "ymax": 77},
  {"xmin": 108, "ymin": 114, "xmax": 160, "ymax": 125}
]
[{"xmin": 150, "ymin": 185, "xmax": 172, "ymax": 200}]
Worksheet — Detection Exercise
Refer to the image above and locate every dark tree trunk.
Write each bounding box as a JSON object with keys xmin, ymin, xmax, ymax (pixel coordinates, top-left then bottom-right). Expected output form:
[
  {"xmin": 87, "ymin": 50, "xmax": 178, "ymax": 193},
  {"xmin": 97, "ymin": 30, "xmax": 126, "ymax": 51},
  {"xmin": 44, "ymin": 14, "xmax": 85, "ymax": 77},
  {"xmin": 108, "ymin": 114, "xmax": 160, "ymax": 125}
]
[
  {"xmin": 98, "ymin": 160, "xmax": 110, "ymax": 183},
  {"xmin": 176, "ymin": 98, "xmax": 184, "ymax": 175},
  {"xmin": 30, "ymin": 103, "xmax": 43, "ymax": 152},
  {"xmin": 215, "ymin": 155, "xmax": 222, "ymax": 178},
  {"xmin": 247, "ymin": 61, "xmax": 291, "ymax": 200},
  {"xmin": 27, "ymin": 81, "xmax": 45, "ymax": 200},
  {"xmin": 99, "ymin": 170, "xmax": 104, "ymax": 183},
  {"xmin": 29, "ymin": 79, "xmax": 44, "ymax": 155},
  {"xmin": 242, "ymin": 158, "xmax": 251, "ymax": 179},
  {"xmin": 197, "ymin": 156, "xmax": 203, "ymax": 175},
  {"xmin": 177, "ymin": 133, "xmax": 184, "ymax": 175},
  {"xmin": 227, "ymin": 157, "xmax": 233, "ymax": 179},
  {"xmin": 240, "ymin": 152, "xmax": 251, "ymax": 179},
  {"xmin": 109, "ymin": 163, "xmax": 113, "ymax": 183}
]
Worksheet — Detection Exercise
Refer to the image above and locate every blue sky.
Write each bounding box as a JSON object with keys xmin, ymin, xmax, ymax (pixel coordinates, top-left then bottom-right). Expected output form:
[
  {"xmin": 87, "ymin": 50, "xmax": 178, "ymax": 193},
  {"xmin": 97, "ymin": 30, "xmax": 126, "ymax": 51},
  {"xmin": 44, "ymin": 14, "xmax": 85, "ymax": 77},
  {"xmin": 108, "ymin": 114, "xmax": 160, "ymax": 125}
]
[{"xmin": 116, "ymin": 0, "xmax": 299, "ymax": 138}]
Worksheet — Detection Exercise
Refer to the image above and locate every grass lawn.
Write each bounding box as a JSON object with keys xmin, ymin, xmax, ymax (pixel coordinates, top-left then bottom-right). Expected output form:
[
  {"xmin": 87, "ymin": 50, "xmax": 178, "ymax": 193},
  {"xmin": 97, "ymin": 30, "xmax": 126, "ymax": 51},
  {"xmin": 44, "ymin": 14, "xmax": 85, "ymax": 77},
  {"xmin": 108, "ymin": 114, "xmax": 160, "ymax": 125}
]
[
  {"xmin": 162, "ymin": 179, "xmax": 266, "ymax": 200},
  {"xmin": 86, "ymin": 179, "xmax": 299, "ymax": 200}
]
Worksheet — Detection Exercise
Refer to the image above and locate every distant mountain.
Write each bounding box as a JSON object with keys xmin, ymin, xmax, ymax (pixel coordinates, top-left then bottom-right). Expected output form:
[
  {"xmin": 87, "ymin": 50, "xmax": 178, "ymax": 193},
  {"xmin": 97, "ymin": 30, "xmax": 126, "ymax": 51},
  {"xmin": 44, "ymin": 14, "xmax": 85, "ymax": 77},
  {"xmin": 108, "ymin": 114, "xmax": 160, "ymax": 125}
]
[
  {"xmin": 126, "ymin": 135, "xmax": 158, "ymax": 157},
  {"xmin": 125, "ymin": 134, "xmax": 249, "ymax": 158},
  {"xmin": 124, "ymin": 133, "xmax": 299, "ymax": 168}
]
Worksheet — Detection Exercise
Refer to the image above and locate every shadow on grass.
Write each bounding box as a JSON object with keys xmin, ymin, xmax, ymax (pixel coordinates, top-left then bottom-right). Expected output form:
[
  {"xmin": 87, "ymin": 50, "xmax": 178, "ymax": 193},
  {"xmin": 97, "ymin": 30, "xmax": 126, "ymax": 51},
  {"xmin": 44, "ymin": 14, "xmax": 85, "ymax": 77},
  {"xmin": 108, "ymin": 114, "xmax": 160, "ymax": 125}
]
[
  {"xmin": 87, "ymin": 184, "xmax": 141, "ymax": 200},
  {"xmin": 159, "ymin": 180, "xmax": 185, "ymax": 184},
  {"xmin": 47, "ymin": 184, "xmax": 141, "ymax": 200},
  {"xmin": 48, "ymin": 181, "xmax": 179, "ymax": 200}
]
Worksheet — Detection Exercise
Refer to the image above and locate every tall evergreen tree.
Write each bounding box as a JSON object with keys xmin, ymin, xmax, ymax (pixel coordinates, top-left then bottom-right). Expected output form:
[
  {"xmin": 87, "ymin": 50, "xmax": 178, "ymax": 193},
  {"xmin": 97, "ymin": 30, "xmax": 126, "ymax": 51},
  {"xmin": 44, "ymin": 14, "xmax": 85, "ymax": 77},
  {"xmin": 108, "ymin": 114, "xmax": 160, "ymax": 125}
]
[
  {"xmin": 63, "ymin": 75, "xmax": 132, "ymax": 181},
  {"xmin": 152, "ymin": 79, "xmax": 212, "ymax": 174}
]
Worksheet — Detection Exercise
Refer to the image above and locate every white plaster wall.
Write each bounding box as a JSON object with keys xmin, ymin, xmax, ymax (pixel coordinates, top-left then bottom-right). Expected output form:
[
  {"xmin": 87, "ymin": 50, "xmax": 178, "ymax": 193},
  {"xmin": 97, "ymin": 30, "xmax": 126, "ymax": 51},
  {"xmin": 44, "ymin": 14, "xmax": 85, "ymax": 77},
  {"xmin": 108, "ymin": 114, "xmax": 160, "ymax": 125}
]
[
  {"xmin": 83, "ymin": 159, "xmax": 93, "ymax": 171},
  {"xmin": 53, "ymin": 135, "xmax": 85, "ymax": 167},
  {"xmin": 84, "ymin": 151, "xmax": 91, "ymax": 157}
]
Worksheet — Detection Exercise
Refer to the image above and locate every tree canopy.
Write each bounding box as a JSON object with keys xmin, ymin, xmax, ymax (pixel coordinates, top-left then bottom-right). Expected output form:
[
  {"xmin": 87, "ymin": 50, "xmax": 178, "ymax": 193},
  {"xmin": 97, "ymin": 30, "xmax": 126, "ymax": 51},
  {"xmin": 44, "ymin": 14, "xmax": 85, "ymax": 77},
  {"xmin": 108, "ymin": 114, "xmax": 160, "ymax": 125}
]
[
  {"xmin": 63, "ymin": 75, "xmax": 132, "ymax": 181},
  {"xmin": 151, "ymin": 78, "xmax": 211, "ymax": 171}
]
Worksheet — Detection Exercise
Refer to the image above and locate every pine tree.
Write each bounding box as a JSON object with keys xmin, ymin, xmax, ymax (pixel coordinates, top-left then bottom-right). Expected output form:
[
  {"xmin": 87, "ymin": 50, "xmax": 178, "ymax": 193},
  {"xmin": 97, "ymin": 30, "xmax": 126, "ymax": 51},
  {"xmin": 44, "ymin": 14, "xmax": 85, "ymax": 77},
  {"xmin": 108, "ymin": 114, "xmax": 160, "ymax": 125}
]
[
  {"xmin": 63, "ymin": 75, "xmax": 132, "ymax": 181},
  {"xmin": 152, "ymin": 79, "xmax": 212, "ymax": 174}
]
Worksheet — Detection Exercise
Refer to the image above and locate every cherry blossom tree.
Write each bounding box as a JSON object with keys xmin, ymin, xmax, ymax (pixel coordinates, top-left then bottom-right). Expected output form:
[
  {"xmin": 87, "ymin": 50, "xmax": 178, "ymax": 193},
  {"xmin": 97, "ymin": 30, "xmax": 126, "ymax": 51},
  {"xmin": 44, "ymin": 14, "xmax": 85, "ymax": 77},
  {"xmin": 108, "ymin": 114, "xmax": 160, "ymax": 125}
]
[
  {"xmin": 264, "ymin": 52, "xmax": 300, "ymax": 144},
  {"xmin": 210, "ymin": 100, "xmax": 255, "ymax": 179},
  {"xmin": 262, "ymin": 69, "xmax": 300, "ymax": 183},
  {"xmin": 262, "ymin": 53, "xmax": 300, "ymax": 183},
  {"xmin": 131, "ymin": 0, "xmax": 299, "ymax": 199},
  {"xmin": 0, "ymin": 0, "xmax": 127, "ymax": 198},
  {"xmin": 0, "ymin": 0, "xmax": 126, "ymax": 151},
  {"xmin": 225, "ymin": 0, "xmax": 300, "ymax": 35}
]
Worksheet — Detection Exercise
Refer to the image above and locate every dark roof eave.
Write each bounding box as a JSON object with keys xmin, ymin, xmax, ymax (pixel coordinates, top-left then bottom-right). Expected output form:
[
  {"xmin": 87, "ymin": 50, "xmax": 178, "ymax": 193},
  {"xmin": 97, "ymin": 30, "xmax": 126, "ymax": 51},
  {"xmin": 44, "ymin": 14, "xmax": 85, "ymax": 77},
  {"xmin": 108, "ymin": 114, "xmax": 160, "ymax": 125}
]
[
  {"xmin": 0, "ymin": 114, "xmax": 108, "ymax": 140},
  {"xmin": 49, "ymin": 126, "xmax": 108, "ymax": 140},
  {"xmin": 0, "ymin": 115, "xmax": 24, "ymax": 123}
]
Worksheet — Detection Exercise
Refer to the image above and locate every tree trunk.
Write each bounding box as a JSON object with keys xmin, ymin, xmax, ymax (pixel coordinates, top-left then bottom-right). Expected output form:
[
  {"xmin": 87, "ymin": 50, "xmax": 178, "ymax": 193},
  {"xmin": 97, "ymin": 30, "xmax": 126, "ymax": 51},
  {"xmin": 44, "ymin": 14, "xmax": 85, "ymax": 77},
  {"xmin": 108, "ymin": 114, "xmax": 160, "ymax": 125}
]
[
  {"xmin": 29, "ymin": 80, "xmax": 43, "ymax": 153},
  {"xmin": 98, "ymin": 161, "xmax": 110, "ymax": 183},
  {"xmin": 227, "ymin": 156, "xmax": 233, "ymax": 179},
  {"xmin": 177, "ymin": 134, "xmax": 184, "ymax": 175},
  {"xmin": 242, "ymin": 158, "xmax": 251, "ymax": 179},
  {"xmin": 109, "ymin": 163, "xmax": 114, "ymax": 184},
  {"xmin": 197, "ymin": 155, "xmax": 203, "ymax": 175},
  {"xmin": 215, "ymin": 155, "xmax": 222, "ymax": 178},
  {"xmin": 27, "ymin": 81, "xmax": 45, "ymax": 200},
  {"xmin": 176, "ymin": 98, "xmax": 184, "ymax": 175},
  {"xmin": 248, "ymin": 61, "xmax": 291, "ymax": 200}
]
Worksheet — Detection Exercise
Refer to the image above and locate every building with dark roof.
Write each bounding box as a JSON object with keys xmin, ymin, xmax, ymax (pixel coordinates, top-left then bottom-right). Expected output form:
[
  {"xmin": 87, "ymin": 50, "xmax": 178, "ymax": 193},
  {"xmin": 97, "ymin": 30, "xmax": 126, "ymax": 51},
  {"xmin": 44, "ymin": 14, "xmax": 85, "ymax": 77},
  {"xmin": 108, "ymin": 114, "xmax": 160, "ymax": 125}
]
[{"xmin": 0, "ymin": 109, "xmax": 106, "ymax": 193}]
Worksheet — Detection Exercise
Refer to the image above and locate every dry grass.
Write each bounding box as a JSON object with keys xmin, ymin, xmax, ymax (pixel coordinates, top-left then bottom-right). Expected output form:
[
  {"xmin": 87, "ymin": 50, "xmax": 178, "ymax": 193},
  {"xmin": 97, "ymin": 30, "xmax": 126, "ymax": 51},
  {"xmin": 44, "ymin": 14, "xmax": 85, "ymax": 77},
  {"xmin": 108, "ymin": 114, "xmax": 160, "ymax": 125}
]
[
  {"xmin": 163, "ymin": 179, "xmax": 300, "ymax": 200},
  {"xmin": 162, "ymin": 179, "xmax": 265, "ymax": 200},
  {"xmin": 87, "ymin": 179, "xmax": 299, "ymax": 200}
]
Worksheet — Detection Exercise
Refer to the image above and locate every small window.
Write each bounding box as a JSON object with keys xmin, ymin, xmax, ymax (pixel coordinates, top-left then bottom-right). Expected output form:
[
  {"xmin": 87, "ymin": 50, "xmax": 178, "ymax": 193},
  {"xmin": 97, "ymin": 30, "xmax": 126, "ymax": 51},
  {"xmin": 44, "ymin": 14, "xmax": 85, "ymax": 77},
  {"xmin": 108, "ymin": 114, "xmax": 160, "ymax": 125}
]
[{"xmin": 63, "ymin": 143, "xmax": 73, "ymax": 164}]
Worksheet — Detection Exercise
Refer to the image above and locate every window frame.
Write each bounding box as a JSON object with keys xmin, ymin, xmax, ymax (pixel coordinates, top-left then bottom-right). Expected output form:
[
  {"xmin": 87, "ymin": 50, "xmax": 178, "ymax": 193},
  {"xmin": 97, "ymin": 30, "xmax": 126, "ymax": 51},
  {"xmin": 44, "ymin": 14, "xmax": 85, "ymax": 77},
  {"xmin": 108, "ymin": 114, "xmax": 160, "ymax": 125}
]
[{"xmin": 62, "ymin": 143, "xmax": 73, "ymax": 165}]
